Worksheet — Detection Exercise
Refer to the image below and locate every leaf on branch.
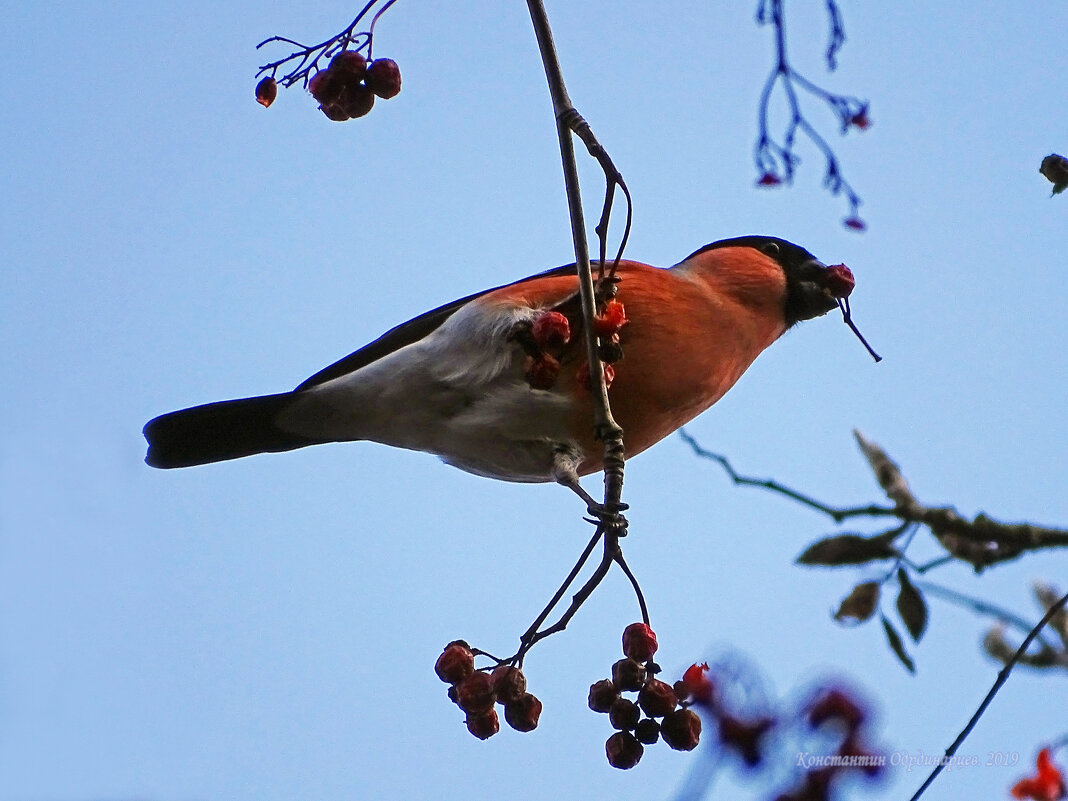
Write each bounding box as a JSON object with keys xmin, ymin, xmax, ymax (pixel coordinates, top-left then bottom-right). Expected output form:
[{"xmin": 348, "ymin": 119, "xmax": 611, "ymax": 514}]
[
  {"xmin": 853, "ymin": 430, "xmax": 914, "ymax": 508},
  {"xmin": 895, "ymin": 568, "xmax": 929, "ymax": 642},
  {"xmin": 797, "ymin": 532, "xmax": 899, "ymax": 566},
  {"xmin": 834, "ymin": 581, "xmax": 880, "ymax": 624},
  {"xmin": 880, "ymin": 614, "xmax": 916, "ymax": 673}
]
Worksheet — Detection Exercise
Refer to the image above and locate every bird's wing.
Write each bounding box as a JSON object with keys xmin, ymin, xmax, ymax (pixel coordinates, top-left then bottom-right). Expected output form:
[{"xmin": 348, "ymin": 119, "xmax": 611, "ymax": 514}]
[{"xmin": 295, "ymin": 263, "xmax": 584, "ymax": 391}]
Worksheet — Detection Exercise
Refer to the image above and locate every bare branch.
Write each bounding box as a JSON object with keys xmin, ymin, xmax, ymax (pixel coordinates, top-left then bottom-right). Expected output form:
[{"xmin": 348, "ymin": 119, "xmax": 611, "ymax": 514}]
[{"xmin": 906, "ymin": 591, "xmax": 1068, "ymax": 801}]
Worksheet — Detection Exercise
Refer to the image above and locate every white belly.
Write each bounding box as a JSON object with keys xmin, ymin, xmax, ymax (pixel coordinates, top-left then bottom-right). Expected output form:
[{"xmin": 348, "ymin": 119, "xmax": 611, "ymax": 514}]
[{"xmin": 276, "ymin": 299, "xmax": 580, "ymax": 482}]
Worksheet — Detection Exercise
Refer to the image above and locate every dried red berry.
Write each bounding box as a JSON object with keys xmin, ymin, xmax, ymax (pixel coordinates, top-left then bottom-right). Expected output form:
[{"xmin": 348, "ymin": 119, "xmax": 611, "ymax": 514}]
[
  {"xmin": 435, "ymin": 642, "xmax": 475, "ymax": 684},
  {"xmin": 588, "ymin": 679, "xmax": 619, "ymax": 713},
  {"xmin": 465, "ymin": 708, "xmax": 499, "ymax": 740},
  {"xmin": 255, "ymin": 77, "xmax": 277, "ymax": 108},
  {"xmin": 531, "ymin": 310, "xmax": 571, "ymax": 349},
  {"xmin": 490, "ymin": 665, "xmax": 527, "ymax": 703},
  {"xmin": 525, "ymin": 353, "xmax": 561, "ymax": 390},
  {"xmin": 718, "ymin": 714, "xmax": 775, "ymax": 767},
  {"xmin": 824, "ymin": 263, "xmax": 855, "ymax": 299},
  {"xmin": 597, "ymin": 334, "xmax": 624, "ymax": 364},
  {"xmin": 757, "ymin": 171, "xmax": 782, "ymax": 187},
  {"xmin": 319, "ymin": 103, "xmax": 350, "ymax": 122},
  {"xmin": 366, "ymin": 58, "xmax": 402, "ymax": 99},
  {"xmin": 622, "ymin": 622, "xmax": 658, "ymax": 661},
  {"xmin": 843, "ymin": 216, "xmax": 867, "ymax": 232},
  {"xmin": 849, "ymin": 105, "xmax": 872, "ymax": 130},
  {"xmin": 593, "ymin": 300, "xmax": 628, "ymax": 337},
  {"xmin": 661, "ymin": 708, "xmax": 702, "ymax": 751},
  {"xmin": 673, "ymin": 680, "xmax": 690, "ymax": 702},
  {"xmin": 681, "ymin": 662, "xmax": 714, "ymax": 704},
  {"xmin": 609, "ymin": 697, "xmax": 641, "ymax": 731},
  {"xmin": 637, "ymin": 678, "xmax": 678, "ymax": 718},
  {"xmin": 455, "ymin": 671, "xmax": 496, "ymax": 715},
  {"xmin": 504, "ymin": 693, "xmax": 543, "ymax": 732},
  {"xmin": 308, "ymin": 70, "xmax": 342, "ymax": 105},
  {"xmin": 605, "ymin": 731, "xmax": 644, "ymax": 770},
  {"xmin": 330, "ymin": 50, "xmax": 367, "ymax": 77},
  {"xmin": 634, "ymin": 718, "xmax": 661, "ymax": 745},
  {"xmin": 611, "ymin": 657, "xmax": 646, "ymax": 692},
  {"xmin": 339, "ymin": 83, "xmax": 375, "ymax": 119},
  {"xmin": 577, "ymin": 361, "xmax": 615, "ymax": 392}
]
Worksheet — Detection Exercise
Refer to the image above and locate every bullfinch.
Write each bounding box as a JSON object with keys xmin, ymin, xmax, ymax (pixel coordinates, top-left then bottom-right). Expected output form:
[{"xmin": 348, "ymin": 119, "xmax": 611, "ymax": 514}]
[{"xmin": 144, "ymin": 235, "xmax": 855, "ymax": 492}]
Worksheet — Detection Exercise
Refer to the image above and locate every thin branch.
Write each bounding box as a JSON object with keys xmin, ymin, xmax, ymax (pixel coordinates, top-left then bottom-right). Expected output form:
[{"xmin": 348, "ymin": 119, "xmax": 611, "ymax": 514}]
[
  {"xmin": 254, "ymin": 0, "xmax": 392, "ymax": 88},
  {"xmin": 613, "ymin": 550, "xmax": 649, "ymax": 626},
  {"xmin": 513, "ymin": 526, "xmax": 604, "ymax": 667},
  {"xmin": 685, "ymin": 428, "xmax": 1068, "ymax": 572},
  {"xmin": 917, "ymin": 581, "xmax": 1059, "ymax": 651},
  {"xmin": 753, "ymin": 0, "xmax": 868, "ymax": 227},
  {"xmin": 907, "ymin": 591, "xmax": 1068, "ymax": 801},
  {"xmin": 525, "ymin": 0, "xmax": 628, "ymax": 520},
  {"xmin": 515, "ymin": 529, "xmax": 624, "ymax": 663},
  {"xmin": 678, "ymin": 428, "xmax": 895, "ymax": 523}
]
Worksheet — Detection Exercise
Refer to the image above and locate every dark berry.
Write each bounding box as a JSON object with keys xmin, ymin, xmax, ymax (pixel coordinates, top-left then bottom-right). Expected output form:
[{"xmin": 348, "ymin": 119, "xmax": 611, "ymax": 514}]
[
  {"xmin": 366, "ymin": 58, "xmax": 402, "ymax": 99},
  {"xmin": 605, "ymin": 731, "xmax": 643, "ymax": 769}
]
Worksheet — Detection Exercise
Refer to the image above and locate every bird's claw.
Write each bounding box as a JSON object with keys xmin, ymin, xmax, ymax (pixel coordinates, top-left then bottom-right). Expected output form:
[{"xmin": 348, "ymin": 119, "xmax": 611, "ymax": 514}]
[{"xmin": 584, "ymin": 501, "xmax": 629, "ymax": 534}]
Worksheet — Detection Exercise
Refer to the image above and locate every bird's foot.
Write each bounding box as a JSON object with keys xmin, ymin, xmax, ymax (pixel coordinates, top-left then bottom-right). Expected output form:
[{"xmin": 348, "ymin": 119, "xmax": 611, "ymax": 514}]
[{"xmin": 584, "ymin": 501, "xmax": 629, "ymax": 535}]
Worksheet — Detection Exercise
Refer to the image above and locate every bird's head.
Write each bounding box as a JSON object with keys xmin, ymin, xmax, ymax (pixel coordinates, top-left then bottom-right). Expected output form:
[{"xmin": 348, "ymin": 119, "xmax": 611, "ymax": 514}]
[{"xmin": 682, "ymin": 235, "xmax": 879, "ymax": 361}]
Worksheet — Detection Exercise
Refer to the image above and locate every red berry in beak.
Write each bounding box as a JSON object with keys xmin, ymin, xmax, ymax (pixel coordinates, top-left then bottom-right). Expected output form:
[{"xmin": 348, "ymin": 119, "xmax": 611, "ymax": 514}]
[{"xmin": 824, "ymin": 263, "xmax": 855, "ymax": 299}]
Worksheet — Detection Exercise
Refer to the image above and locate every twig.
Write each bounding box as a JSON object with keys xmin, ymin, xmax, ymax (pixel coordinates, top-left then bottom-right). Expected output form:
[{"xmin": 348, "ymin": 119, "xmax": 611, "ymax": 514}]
[
  {"xmin": 753, "ymin": 0, "xmax": 868, "ymax": 226},
  {"xmin": 254, "ymin": 0, "xmax": 396, "ymax": 88},
  {"xmin": 512, "ymin": 526, "xmax": 603, "ymax": 667},
  {"xmin": 678, "ymin": 429, "xmax": 895, "ymax": 523},
  {"xmin": 525, "ymin": 0, "xmax": 628, "ymax": 519},
  {"xmin": 906, "ymin": 591, "xmax": 1068, "ymax": 801},
  {"xmin": 515, "ymin": 528, "xmax": 625, "ymax": 664},
  {"xmin": 916, "ymin": 581, "xmax": 1059, "ymax": 651},
  {"xmin": 684, "ymin": 428, "xmax": 1068, "ymax": 572}
]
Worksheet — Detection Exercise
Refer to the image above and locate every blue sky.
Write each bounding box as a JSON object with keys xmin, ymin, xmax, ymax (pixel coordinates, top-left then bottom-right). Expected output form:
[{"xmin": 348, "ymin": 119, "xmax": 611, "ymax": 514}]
[{"xmin": 2, "ymin": 2, "xmax": 1066, "ymax": 800}]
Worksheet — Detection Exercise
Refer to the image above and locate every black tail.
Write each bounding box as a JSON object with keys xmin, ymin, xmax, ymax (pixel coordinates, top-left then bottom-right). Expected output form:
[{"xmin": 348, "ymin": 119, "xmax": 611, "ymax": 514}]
[{"xmin": 144, "ymin": 392, "xmax": 319, "ymax": 468}]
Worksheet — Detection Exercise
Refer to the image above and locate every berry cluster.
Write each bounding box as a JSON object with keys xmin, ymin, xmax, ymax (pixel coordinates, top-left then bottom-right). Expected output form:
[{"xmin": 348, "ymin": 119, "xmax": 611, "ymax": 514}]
[
  {"xmin": 588, "ymin": 623, "xmax": 702, "ymax": 769},
  {"xmin": 521, "ymin": 310, "xmax": 570, "ymax": 390},
  {"xmin": 435, "ymin": 640, "xmax": 542, "ymax": 739},
  {"xmin": 255, "ymin": 50, "xmax": 401, "ymax": 120},
  {"xmin": 515, "ymin": 299, "xmax": 628, "ymax": 393},
  {"xmin": 308, "ymin": 51, "xmax": 401, "ymax": 121}
]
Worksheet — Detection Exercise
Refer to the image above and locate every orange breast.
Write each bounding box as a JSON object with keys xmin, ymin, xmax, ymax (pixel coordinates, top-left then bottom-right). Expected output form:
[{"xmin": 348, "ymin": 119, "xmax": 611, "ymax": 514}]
[{"xmin": 481, "ymin": 250, "xmax": 789, "ymax": 476}]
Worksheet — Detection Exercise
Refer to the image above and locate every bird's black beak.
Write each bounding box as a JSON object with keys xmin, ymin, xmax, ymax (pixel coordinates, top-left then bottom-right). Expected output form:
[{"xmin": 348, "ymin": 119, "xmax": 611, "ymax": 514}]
[{"xmin": 785, "ymin": 259, "xmax": 853, "ymax": 326}]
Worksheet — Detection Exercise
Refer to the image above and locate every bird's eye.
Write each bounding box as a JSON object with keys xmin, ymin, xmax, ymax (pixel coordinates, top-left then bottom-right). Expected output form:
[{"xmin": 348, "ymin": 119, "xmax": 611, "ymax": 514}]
[{"xmin": 760, "ymin": 242, "xmax": 781, "ymax": 258}]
